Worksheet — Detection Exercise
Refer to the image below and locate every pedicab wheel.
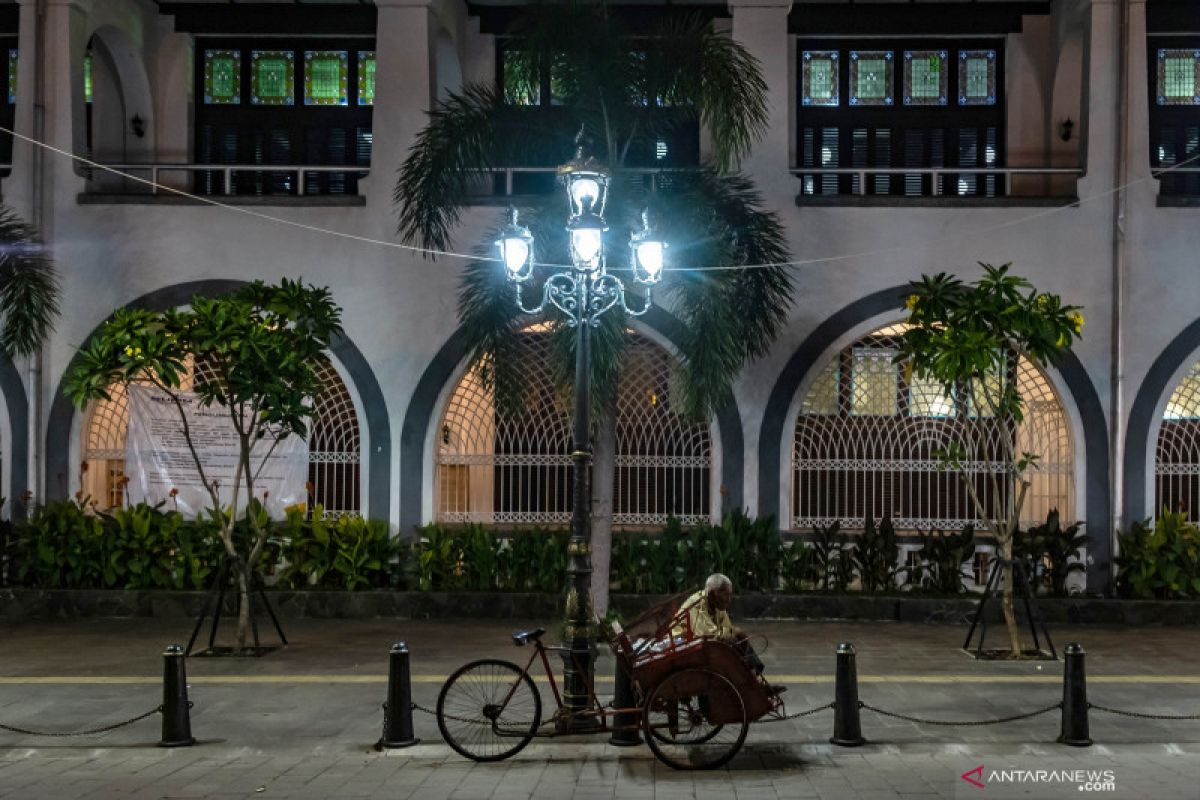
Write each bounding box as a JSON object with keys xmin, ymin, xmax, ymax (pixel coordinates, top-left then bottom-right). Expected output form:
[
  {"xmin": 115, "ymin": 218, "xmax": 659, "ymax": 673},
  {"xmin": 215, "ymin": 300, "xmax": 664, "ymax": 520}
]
[
  {"xmin": 642, "ymin": 668, "xmax": 748, "ymax": 770},
  {"xmin": 437, "ymin": 659, "xmax": 542, "ymax": 762}
]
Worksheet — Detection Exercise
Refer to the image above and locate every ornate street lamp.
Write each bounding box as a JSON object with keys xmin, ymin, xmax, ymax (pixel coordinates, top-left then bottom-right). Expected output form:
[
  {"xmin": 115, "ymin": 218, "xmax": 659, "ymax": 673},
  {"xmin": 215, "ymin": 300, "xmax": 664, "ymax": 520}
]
[{"xmin": 496, "ymin": 145, "xmax": 666, "ymax": 728}]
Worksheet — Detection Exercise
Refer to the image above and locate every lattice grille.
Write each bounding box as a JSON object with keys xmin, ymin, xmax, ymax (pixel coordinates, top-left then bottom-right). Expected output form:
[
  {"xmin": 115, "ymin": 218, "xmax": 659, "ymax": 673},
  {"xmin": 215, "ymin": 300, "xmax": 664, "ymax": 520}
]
[
  {"xmin": 436, "ymin": 332, "xmax": 712, "ymax": 526},
  {"xmin": 791, "ymin": 324, "xmax": 1074, "ymax": 532},
  {"xmin": 83, "ymin": 355, "xmax": 360, "ymax": 516},
  {"xmin": 1155, "ymin": 360, "xmax": 1200, "ymax": 520}
]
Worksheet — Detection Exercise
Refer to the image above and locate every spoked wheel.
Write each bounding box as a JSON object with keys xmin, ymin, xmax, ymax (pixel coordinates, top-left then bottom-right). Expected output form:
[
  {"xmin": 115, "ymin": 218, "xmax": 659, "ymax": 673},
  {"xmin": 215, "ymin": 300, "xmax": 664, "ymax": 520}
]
[
  {"xmin": 437, "ymin": 659, "xmax": 542, "ymax": 762},
  {"xmin": 643, "ymin": 668, "xmax": 748, "ymax": 770}
]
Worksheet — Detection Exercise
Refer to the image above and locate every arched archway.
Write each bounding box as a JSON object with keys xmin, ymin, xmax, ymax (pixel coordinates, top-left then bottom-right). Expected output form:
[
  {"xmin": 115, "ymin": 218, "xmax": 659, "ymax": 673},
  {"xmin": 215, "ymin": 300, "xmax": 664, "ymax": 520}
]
[
  {"xmin": 400, "ymin": 306, "xmax": 744, "ymax": 534},
  {"xmin": 80, "ymin": 355, "xmax": 362, "ymax": 515},
  {"xmin": 760, "ymin": 286, "xmax": 1111, "ymax": 592},
  {"xmin": 85, "ymin": 25, "xmax": 154, "ymax": 187},
  {"xmin": 45, "ymin": 280, "xmax": 391, "ymax": 521},
  {"xmin": 788, "ymin": 322, "xmax": 1074, "ymax": 532},
  {"xmin": 435, "ymin": 329, "xmax": 713, "ymax": 526}
]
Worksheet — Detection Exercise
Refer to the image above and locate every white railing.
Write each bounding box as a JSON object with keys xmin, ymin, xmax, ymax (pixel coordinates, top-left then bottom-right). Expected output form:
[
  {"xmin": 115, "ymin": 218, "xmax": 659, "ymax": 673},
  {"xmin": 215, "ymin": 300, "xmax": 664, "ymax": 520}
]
[
  {"xmin": 88, "ymin": 163, "xmax": 368, "ymax": 196},
  {"xmin": 474, "ymin": 166, "xmax": 699, "ymax": 196},
  {"xmin": 789, "ymin": 166, "xmax": 1082, "ymax": 196}
]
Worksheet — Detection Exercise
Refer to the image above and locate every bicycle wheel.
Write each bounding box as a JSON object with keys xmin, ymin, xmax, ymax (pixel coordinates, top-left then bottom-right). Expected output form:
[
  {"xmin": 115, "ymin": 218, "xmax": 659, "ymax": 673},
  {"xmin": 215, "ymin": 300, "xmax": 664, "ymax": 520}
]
[
  {"xmin": 437, "ymin": 659, "xmax": 542, "ymax": 762},
  {"xmin": 643, "ymin": 668, "xmax": 748, "ymax": 770}
]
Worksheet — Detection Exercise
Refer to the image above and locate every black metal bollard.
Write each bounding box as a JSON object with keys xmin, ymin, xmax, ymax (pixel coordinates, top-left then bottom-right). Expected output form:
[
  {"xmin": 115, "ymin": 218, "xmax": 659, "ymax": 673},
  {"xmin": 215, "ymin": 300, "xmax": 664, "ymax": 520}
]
[
  {"xmin": 609, "ymin": 658, "xmax": 642, "ymax": 746},
  {"xmin": 830, "ymin": 642, "xmax": 866, "ymax": 747},
  {"xmin": 159, "ymin": 644, "xmax": 195, "ymax": 747},
  {"xmin": 380, "ymin": 642, "xmax": 420, "ymax": 748},
  {"xmin": 1058, "ymin": 642, "xmax": 1092, "ymax": 747}
]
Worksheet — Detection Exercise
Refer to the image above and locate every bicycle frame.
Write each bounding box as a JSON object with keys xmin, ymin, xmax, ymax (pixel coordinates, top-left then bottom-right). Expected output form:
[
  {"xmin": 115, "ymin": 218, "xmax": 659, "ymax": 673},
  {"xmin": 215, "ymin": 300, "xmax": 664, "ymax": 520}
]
[{"xmin": 494, "ymin": 638, "xmax": 644, "ymax": 737}]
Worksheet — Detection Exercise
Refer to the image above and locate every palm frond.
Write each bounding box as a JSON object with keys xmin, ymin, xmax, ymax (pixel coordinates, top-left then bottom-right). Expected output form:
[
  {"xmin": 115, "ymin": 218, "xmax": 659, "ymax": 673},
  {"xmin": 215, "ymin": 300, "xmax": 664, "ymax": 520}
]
[
  {"xmin": 656, "ymin": 168, "xmax": 793, "ymax": 419},
  {"xmin": 652, "ymin": 15, "xmax": 770, "ymax": 172},
  {"xmin": 395, "ymin": 85, "xmax": 572, "ymax": 251},
  {"xmin": 0, "ymin": 207, "xmax": 60, "ymax": 358}
]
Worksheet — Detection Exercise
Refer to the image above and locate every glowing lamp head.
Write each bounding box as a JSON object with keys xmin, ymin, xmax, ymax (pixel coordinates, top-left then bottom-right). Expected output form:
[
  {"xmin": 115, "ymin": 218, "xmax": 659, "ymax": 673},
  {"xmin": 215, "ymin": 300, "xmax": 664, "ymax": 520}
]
[
  {"xmin": 495, "ymin": 206, "xmax": 534, "ymax": 281},
  {"xmin": 569, "ymin": 177, "xmax": 602, "ymax": 212},
  {"xmin": 568, "ymin": 215, "xmax": 606, "ymax": 268},
  {"xmin": 630, "ymin": 208, "xmax": 666, "ymax": 285}
]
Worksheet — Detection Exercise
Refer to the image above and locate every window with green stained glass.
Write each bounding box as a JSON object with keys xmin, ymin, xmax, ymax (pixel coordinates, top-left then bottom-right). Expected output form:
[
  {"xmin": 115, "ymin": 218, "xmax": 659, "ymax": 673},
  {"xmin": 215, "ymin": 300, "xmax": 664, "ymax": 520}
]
[
  {"xmin": 204, "ymin": 49, "xmax": 241, "ymax": 105},
  {"xmin": 252, "ymin": 50, "xmax": 294, "ymax": 105},
  {"xmin": 958, "ymin": 50, "xmax": 997, "ymax": 106},
  {"xmin": 797, "ymin": 39, "xmax": 1004, "ymax": 197},
  {"xmin": 7, "ymin": 48, "xmax": 15, "ymax": 105},
  {"xmin": 1150, "ymin": 37, "xmax": 1200, "ymax": 197},
  {"xmin": 904, "ymin": 50, "xmax": 947, "ymax": 106},
  {"xmin": 357, "ymin": 51, "xmax": 375, "ymax": 105},
  {"xmin": 802, "ymin": 51, "xmax": 839, "ymax": 107},
  {"xmin": 84, "ymin": 51, "xmax": 92, "ymax": 104},
  {"xmin": 305, "ymin": 51, "xmax": 348, "ymax": 106},
  {"xmin": 850, "ymin": 51, "xmax": 893, "ymax": 106},
  {"xmin": 1157, "ymin": 48, "xmax": 1200, "ymax": 106},
  {"xmin": 194, "ymin": 37, "xmax": 373, "ymax": 197}
]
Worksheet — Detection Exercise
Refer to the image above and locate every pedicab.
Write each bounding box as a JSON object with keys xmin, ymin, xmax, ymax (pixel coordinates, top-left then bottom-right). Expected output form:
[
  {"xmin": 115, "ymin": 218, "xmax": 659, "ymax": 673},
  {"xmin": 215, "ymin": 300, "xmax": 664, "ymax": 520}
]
[{"xmin": 435, "ymin": 592, "xmax": 786, "ymax": 769}]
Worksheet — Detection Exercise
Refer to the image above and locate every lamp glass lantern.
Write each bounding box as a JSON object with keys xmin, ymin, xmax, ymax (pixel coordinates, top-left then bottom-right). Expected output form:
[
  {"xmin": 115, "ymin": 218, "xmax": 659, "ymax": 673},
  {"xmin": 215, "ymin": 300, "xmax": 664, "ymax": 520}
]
[
  {"xmin": 496, "ymin": 206, "xmax": 534, "ymax": 281},
  {"xmin": 630, "ymin": 209, "xmax": 666, "ymax": 285}
]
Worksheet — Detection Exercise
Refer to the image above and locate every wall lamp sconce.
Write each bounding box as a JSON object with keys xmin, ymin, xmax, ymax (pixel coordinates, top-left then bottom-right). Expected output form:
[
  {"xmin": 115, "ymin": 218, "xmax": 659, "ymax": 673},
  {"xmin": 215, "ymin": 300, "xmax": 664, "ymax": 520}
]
[
  {"xmin": 130, "ymin": 114, "xmax": 146, "ymax": 138},
  {"xmin": 1059, "ymin": 117, "xmax": 1074, "ymax": 143}
]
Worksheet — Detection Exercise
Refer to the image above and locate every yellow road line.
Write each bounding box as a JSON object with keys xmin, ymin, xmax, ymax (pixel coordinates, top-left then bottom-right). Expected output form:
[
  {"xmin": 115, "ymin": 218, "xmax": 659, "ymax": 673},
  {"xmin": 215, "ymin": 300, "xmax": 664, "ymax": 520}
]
[{"xmin": 1, "ymin": 675, "xmax": 1199, "ymax": 685}]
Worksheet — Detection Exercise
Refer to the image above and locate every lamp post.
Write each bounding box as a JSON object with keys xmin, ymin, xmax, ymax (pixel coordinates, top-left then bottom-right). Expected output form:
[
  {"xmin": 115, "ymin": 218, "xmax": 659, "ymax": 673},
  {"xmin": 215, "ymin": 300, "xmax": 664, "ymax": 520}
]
[{"xmin": 496, "ymin": 148, "xmax": 666, "ymax": 727}]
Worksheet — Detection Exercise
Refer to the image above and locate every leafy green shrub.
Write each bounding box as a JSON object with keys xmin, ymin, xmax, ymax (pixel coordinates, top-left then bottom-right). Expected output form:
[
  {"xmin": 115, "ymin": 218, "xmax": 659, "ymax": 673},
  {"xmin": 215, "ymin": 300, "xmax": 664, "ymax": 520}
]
[
  {"xmin": 1020, "ymin": 509, "xmax": 1087, "ymax": 597},
  {"xmin": 1116, "ymin": 511, "xmax": 1200, "ymax": 599},
  {"xmin": 808, "ymin": 522, "xmax": 852, "ymax": 591},
  {"xmin": 780, "ymin": 540, "xmax": 819, "ymax": 591},
  {"xmin": 278, "ymin": 508, "xmax": 398, "ymax": 590},
  {"xmin": 12, "ymin": 498, "xmax": 106, "ymax": 587},
  {"xmin": 853, "ymin": 514, "xmax": 902, "ymax": 593},
  {"xmin": 911, "ymin": 526, "xmax": 976, "ymax": 594}
]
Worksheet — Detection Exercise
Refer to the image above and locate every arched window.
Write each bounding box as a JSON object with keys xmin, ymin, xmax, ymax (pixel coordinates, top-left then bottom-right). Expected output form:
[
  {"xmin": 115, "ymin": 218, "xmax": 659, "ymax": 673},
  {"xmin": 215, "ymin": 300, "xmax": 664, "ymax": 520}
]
[
  {"xmin": 82, "ymin": 354, "xmax": 361, "ymax": 516},
  {"xmin": 436, "ymin": 331, "xmax": 712, "ymax": 525},
  {"xmin": 791, "ymin": 323, "xmax": 1074, "ymax": 531},
  {"xmin": 1155, "ymin": 360, "xmax": 1200, "ymax": 520}
]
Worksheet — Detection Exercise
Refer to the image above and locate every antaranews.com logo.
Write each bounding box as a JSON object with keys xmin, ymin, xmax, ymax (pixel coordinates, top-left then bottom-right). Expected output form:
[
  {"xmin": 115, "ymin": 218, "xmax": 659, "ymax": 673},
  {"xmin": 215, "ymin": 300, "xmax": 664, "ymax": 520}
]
[{"xmin": 961, "ymin": 764, "xmax": 1117, "ymax": 793}]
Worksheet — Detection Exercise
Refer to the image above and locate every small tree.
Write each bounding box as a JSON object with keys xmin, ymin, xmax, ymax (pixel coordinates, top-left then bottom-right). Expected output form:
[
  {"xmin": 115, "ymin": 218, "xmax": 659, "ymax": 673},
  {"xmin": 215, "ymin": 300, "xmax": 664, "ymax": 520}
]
[
  {"xmin": 897, "ymin": 265, "xmax": 1082, "ymax": 655},
  {"xmin": 64, "ymin": 279, "xmax": 342, "ymax": 650}
]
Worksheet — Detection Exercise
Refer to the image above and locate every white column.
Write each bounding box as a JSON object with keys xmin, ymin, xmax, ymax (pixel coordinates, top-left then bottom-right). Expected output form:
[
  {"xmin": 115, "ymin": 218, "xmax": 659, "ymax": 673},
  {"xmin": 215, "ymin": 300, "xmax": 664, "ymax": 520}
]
[
  {"xmin": 360, "ymin": 0, "xmax": 435, "ymax": 215},
  {"xmin": 728, "ymin": 0, "xmax": 793, "ymax": 204}
]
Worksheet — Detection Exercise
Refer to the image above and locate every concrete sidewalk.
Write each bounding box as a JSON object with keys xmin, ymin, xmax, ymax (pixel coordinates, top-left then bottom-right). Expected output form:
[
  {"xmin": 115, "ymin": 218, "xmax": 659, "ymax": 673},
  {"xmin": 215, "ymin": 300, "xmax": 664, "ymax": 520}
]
[{"xmin": 0, "ymin": 618, "xmax": 1198, "ymax": 799}]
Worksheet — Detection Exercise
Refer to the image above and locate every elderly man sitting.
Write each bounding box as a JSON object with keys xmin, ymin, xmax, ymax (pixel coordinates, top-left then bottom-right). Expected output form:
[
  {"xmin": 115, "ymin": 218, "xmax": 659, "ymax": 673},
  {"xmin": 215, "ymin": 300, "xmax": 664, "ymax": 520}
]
[{"xmin": 675, "ymin": 573, "xmax": 786, "ymax": 695}]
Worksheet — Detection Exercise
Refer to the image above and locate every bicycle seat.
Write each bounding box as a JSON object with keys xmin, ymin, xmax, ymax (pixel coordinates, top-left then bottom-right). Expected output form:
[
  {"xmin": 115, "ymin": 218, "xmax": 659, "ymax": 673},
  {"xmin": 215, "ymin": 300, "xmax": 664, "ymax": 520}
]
[{"xmin": 512, "ymin": 628, "xmax": 545, "ymax": 646}]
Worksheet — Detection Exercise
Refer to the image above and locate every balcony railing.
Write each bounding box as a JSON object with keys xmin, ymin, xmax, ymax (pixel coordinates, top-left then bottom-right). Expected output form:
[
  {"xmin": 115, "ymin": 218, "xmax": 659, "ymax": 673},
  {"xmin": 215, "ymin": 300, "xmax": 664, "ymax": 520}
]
[
  {"xmin": 791, "ymin": 167, "xmax": 1082, "ymax": 199},
  {"xmin": 82, "ymin": 163, "xmax": 369, "ymax": 198},
  {"xmin": 468, "ymin": 166, "xmax": 700, "ymax": 199}
]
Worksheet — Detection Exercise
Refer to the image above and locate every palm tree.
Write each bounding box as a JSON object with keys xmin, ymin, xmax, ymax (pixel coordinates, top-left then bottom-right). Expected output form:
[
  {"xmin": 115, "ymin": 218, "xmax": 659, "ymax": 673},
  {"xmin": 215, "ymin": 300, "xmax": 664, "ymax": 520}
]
[
  {"xmin": 0, "ymin": 206, "xmax": 60, "ymax": 358},
  {"xmin": 395, "ymin": 3, "xmax": 794, "ymax": 613}
]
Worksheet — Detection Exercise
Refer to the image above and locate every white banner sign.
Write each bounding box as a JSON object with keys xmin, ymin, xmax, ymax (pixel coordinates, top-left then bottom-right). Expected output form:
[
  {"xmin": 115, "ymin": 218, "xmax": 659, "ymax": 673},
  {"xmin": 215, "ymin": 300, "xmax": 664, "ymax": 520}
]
[{"xmin": 125, "ymin": 385, "xmax": 308, "ymax": 518}]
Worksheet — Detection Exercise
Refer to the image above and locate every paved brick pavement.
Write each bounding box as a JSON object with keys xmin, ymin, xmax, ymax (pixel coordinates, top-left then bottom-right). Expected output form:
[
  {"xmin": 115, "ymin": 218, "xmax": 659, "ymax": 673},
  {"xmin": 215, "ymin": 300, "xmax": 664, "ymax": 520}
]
[{"xmin": 0, "ymin": 618, "xmax": 1197, "ymax": 799}]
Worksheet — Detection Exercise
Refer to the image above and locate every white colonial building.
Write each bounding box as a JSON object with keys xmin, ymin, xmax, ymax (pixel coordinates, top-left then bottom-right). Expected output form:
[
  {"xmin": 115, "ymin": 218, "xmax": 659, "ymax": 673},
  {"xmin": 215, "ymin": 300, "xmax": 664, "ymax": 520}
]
[{"xmin": 2, "ymin": 0, "xmax": 1199, "ymax": 594}]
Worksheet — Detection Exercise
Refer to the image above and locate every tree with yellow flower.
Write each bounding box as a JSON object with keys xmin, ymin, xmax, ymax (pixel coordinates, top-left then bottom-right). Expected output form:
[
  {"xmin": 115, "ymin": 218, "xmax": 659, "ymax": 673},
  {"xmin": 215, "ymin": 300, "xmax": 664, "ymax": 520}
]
[{"xmin": 898, "ymin": 264, "xmax": 1083, "ymax": 657}]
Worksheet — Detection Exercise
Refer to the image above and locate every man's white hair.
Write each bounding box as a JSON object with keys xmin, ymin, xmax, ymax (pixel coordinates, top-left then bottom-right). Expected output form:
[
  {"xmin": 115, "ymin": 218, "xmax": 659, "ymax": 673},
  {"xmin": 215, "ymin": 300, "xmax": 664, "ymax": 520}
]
[{"xmin": 705, "ymin": 573, "xmax": 733, "ymax": 592}]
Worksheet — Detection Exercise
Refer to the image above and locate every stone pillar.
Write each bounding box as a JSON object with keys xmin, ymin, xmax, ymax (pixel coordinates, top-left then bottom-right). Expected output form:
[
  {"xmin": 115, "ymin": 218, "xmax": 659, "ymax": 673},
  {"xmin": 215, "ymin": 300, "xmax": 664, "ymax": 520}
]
[
  {"xmin": 361, "ymin": 0, "xmax": 436, "ymax": 219},
  {"xmin": 728, "ymin": 0, "xmax": 793, "ymax": 204},
  {"xmin": 9, "ymin": 0, "xmax": 90, "ymax": 237}
]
